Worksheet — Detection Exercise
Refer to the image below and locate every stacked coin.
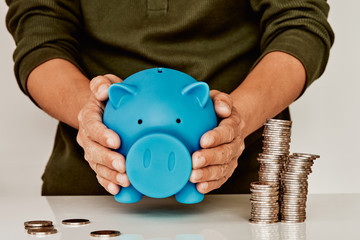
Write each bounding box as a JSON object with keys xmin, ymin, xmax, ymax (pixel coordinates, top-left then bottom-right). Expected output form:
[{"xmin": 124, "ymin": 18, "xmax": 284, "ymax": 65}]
[
  {"xmin": 259, "ymin": 119, "xmax": 292, "ymax": 184},
  {"xmin": 249, "ymin": 182, "xmax": 280, "ymax": 224},
  {"xmin": 24, "ymin": 220, "xmax": 57, "ymax": 236},
  {"xmin": 280, "ymin": 153, "xmax": 320, "ymax": 223}
]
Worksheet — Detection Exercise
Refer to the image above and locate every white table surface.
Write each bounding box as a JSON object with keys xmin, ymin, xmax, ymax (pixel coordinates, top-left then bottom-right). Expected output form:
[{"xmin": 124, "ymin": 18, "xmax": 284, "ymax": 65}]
[{"xmin": 0, "ymin": 194, "xmax": 359, "ymax": 240}]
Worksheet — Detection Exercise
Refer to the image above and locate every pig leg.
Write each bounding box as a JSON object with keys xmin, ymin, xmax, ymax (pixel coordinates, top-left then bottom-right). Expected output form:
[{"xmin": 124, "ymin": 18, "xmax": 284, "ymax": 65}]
[
  {"xmin": 175, "ymin": 181, "xmax": 204, "ymax": 204},
  {"xmin": 114, "ymin": 184, "xmax": 143, "ymax": 203}
]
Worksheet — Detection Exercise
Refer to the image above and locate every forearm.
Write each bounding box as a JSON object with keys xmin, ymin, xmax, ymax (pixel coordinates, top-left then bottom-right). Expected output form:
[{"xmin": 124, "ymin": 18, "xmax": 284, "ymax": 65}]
[
  {"xmin": 27, "ymin": 58, "xmax": 91, "ymax": 129},
  {"xmin": 231, "ymin": 51, "xmax": 306, "ymax": 138}
]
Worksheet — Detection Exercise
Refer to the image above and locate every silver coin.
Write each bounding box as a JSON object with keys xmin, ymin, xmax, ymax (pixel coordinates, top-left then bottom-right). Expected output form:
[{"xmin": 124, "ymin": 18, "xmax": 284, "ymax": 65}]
[
  {"xmin": 27, "ymin": 228, "xmax": 58, "ymax": 236},
  {"xmin": 90, "ymin": 230, "xmax": 121, "ymax": 238},
  {"xmin": 294, "ymin": 153, "xmax": 320, "ymax": 159},
  {"xmin": 62, "ymin": 218, "xmax": 91, "ymax": 226},
  {"xmin": 24, "ymin": 220, "xmax": 53, "ymax": 228},
  {"xmin": 249, "ymin": 219, "xmax": 278, "ymax": 224},
  {"xmin": 25, "ymin": 225, "xmax": 54, "ymax": 231}
]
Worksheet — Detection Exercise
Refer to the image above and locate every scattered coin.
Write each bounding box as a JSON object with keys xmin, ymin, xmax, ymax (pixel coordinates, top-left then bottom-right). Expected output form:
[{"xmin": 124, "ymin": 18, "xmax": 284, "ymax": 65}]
[
  {"xmin": 25, "ymin": 225, "xmax": 55, "ymax": 231},
  {"xmin": 62, "ymin": 218, "xmax": 91, "ymax": 226},
  {"xmin": 90, "ymin": 230, "xmax": 121, "ymax": 238},
  {"xmin": 24, "ymin": 220, "xmax": 53, "ymax": 228},
  {"xmin": 24, "ymin": 220, "xmax": 58, "ymax": 236}
]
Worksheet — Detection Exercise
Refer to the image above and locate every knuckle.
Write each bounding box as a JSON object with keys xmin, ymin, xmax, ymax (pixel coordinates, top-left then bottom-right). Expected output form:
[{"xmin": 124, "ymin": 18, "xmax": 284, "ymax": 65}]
[
  {"xmin": 104, "ymin": 151, "xmax": 115, "ymax": 167},
  {"xmin": 84, "ymin": 152, "xmax": 90, "ymax": 162},
  {"xmin": 76, "ymin": 134, "xmax": 83, "ymax": 146},
  {"xmin": 220, "ymin": 165, "xmax": 227, "ymax": 178},
  {"xmin": 90, "ymin": 76, "xmax": 104, "ymax": 88},
  {"xmin": 224, "ymin": 144, "xmax": 233, "ymax": 160}
]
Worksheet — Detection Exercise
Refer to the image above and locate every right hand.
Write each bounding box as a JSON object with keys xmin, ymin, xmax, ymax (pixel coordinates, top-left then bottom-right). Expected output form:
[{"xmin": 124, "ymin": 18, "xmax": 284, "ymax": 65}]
[{"xmin": 76, "ymin": 74, "xmax": 130, "ymax": 195}]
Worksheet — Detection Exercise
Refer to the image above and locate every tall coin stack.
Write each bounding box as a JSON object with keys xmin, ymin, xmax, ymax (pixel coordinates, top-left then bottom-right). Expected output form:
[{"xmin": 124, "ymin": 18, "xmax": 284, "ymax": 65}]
[
  {"xmin": 249, "ymin": 119, "xmax": 292, "ymax": 224},
  {"xmin": 280, "ymin": 153, "xmax": 320, "ymax": 223}
]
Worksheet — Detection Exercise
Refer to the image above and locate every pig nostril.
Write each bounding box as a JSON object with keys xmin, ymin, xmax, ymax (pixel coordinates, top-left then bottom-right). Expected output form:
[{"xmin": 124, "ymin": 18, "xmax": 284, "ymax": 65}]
[
  {"xmin": 168, "ymin": 152, "xmax": 175, "ymax": 172},
  {"xmin": 143, "ymin": 149, "xmax": 151, "ymax": 168}
]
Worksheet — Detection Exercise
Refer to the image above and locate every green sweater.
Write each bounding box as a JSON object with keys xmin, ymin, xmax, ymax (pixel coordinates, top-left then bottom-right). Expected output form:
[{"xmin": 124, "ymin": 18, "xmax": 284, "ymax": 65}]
[{"xmin": 6, "ymin": 0, "xmax": 334, "ymax": 195}]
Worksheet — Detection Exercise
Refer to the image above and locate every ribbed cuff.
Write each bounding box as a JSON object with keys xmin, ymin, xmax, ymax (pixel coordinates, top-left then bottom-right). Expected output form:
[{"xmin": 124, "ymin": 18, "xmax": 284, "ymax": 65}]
[
  {"xmin": 252, "ymin": 28, "xmax": 329, "ymax": 94},
  {"xmin": 15, "ymin": 46, "xmax": 83, "ymax": 99}
]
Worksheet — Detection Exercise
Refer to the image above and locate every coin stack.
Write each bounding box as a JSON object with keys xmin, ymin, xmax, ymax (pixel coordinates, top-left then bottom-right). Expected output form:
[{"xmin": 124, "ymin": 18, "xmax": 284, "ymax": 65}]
[
  {"xmin": 250, "ymin": 119, "xmax": 292, "ymax": 224},
  {"xmin": 258, "ymin": 119, "xmax": 292, "ymax": 184},
  {"xmin": 24, "ymin": 220, "xmax": 57, "ymax": 236},
  {"xmin": 280, "ymin": 153, "xmax": 320, "ymax": 223},
  {"xmin": 249, "ymin": 182, "xmax": 280, "ymax": 224}
]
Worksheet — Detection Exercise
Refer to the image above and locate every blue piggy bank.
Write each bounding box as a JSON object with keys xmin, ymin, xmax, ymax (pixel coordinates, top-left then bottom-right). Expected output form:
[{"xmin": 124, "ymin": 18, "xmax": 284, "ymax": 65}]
[{"xmin": 103, "ymin": 68, "xmax": 217, "ymax": 204}]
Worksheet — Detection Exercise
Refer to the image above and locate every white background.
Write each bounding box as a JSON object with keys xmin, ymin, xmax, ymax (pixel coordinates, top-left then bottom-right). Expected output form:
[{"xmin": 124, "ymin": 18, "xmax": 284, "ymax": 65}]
[{"xmin": 0, "ymin": 0, "xmax": 359, "ymax": 196}]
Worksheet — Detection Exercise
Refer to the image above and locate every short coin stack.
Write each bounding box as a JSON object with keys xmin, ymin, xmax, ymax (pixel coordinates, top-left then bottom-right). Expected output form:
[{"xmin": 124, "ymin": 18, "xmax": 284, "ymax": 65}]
[
  {"xmin": 280, "ymin": 153, "xmax": 320, "ymax": 223},
  {"xmin": 24, "ymin": 220, "xmax": 57, "ymax": 236},
  {"xmin": 249, "ymin": 182, "xmax": 280, "ymax": 224}
]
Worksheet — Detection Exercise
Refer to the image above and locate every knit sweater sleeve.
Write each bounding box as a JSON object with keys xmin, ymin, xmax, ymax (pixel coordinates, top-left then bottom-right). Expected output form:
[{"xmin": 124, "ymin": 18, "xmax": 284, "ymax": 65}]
[
  {"xmin": 5, "ymin": 0, "xmax": 83, "ymax": 96},
  {"xmin": 250, "ymin": 0, "xmax": 334, "ymax": 90}
]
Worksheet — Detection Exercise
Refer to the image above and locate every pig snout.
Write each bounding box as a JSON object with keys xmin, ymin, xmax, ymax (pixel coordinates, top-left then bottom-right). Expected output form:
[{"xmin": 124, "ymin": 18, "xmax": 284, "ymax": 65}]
[{"xmin": 126, "ymin": 133, "xmax": 192, "ymax": 198}]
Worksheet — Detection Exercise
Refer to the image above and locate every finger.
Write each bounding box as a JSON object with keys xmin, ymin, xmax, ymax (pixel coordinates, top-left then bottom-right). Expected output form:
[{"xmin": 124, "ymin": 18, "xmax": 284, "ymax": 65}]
[
  {"xmin": 90, "ymin": 75, "xmax": 123, "ymax": 101},
  {"xmin": 96, "ymin": 175, "xmax": 120, "ymax": 195},
  {"xmin": 104, "ymin": 74, "xmax": 123, "ymax": 83},
  {"xmin": 196, "ymin": 177, "xmax": 228, "ymax": 194},
  {"xmin": 90, "ymin": 162, "xmax": 130, "ymax": 187},
  {"xmin": 90, "ymin": 76, "xmax": 112, "ymax": 101},
  {"xmin": 200, "ymin": 114, "xmax": 240, "ymax": 148},
  {"xmin": 190, "ymin": 164, "xmax": 226, "ymax": 183},
  {"xmin": 190, "ymin": 157, "xmax": 238, "ymax": 183},
  {"xmin": 193, "ymin": 137, "xmax": 244, "ymax": 169},
  {"xmin": 79, "ymin": 131, "xmax": 125, "ymax": 173},
  {"xmin": 210, "ymin": 90, "xmax": 232, "ymax": 118},
  {"xmin": 79, "ymin": 104, "xmax": 120, "ymax": 149}
]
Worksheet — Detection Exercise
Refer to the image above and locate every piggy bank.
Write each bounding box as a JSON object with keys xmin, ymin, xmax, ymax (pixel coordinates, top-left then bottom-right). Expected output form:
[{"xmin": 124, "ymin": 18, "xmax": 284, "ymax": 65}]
[{"xmin": 103, "ymin": 68, "xmax": 217, "ymax": 204}]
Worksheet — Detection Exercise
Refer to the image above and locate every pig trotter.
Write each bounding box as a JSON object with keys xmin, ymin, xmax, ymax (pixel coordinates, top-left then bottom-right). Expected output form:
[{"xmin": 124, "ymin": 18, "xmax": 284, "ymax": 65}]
[
  {"xmin": 114, "ymin": 184, "xmax": 143, "ymax": 203},
  {"xmin": 175, "ymin": 181, "xmax": 204, "ymax": 204}
]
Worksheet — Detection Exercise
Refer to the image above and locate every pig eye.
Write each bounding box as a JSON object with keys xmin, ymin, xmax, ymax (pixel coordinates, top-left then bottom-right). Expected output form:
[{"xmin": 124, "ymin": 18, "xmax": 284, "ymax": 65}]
[
  {"xmin": 138, "ymin": 119, "xmax": 143, "ymax": 124},
  {"xmin": 176, "ymin": 118, "xmax": 181, "ymax": 124}
]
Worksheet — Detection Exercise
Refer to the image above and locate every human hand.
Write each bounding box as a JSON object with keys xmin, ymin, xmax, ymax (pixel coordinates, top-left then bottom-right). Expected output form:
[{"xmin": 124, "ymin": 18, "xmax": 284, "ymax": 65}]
[
  {"xmin": 76, "ymin": 74, "xmax": 130, "ymax": 195},
  {"xmin": 189, "ymin": 90, "xmax": 246, "ymax": 194}
]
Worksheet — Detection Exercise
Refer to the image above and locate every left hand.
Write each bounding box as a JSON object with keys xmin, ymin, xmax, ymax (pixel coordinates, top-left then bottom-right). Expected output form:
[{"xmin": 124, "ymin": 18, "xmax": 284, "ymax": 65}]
[{"xmin": 189, "ymin": 90, "xmax": 246, "ymax": 194}]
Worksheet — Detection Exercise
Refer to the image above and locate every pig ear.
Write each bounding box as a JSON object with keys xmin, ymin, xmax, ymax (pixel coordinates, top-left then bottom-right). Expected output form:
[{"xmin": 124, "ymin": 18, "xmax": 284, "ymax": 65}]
[
  {"xmin": 181, "ymin": 82, "xmax": 210, "ymax": 108},
  {"xmin": 108, "ymin": 83, "xmax": 137, "ymax": 109}
]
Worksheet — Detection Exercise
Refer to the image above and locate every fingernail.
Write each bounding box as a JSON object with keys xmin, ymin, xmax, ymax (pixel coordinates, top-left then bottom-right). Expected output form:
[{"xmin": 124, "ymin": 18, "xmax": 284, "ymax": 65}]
[
  {"xmin": 106, "ymin": 137, "xmax": 115, "ymax": 148},
  {"xmin": 200, "ymin": 182, "xmax": 208, "ymax": 192},
  {"xmin": 116, "ymin": 173, "xmax": 123, "ymax": 185},
  {"xmin": 192, "ymin": 170, "xmax": 203, "ymax": 181},
  {"xmin": 108, "ymin": 182, "xmax": 119, "ymax": 195},
  {"xmin": 112, "ymin": 159, "xmax": 122, "ymax": 172},
  {"xmin": 97, "ymin": 85, "xmax": 108, "ymax": 98},
  {"xmin": 218, "ymin": 101, "xmax": 230, "ymax": 113},
  {"xmin": 203, "ymin": 135, "xmax": 214, "ymax": 146},
  {"xmin": 196, "ymin": 156, "xmax": 206, "ymax": 168}
]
